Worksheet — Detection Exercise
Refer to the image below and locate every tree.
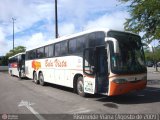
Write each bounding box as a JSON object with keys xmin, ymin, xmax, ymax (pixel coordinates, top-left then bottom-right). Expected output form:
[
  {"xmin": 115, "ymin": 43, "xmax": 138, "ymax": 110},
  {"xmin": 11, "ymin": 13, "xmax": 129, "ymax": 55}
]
[
  {"xmin": 154, "ymin": 47, "xmax": 160, "ymax": 62},
  {"xmin": 5, "ymin": 46, "xmax": 26, "ymax": 58},
  {"xmin": 144, "ymin": 46, "xmax": 160, "ymax": 72},
  {"xmin": 118, "ymin": 0, "xmax": 160, "ymax": 44},
  {"xmin": 0, "ymin": 56, "xmax": 8, "ymax": 66},
  {"xmin": 1, "ymin": 46, "xmax": 26, "ymax": 65},
  {"xmin": 144, "ymin": 47, "xmax": 160, "ymax": 61},
  {"xmin": 144, "ymin": 50, "xmax": 153, "ymax": 62}
]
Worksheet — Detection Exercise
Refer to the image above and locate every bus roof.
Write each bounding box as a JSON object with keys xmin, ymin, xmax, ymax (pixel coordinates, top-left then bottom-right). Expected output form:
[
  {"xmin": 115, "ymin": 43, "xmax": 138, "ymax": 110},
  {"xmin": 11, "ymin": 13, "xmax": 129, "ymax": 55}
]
[
  {"xmin": 26, "ymin": 28, "xmax": 110, "ymax": 52},
  {"xmin": 8, "ymin": 52, "xmax": 25, "ymax": 59},
  {"xmin": 26, "ymin": 28, "xmax": 138, "ymax": 52}
]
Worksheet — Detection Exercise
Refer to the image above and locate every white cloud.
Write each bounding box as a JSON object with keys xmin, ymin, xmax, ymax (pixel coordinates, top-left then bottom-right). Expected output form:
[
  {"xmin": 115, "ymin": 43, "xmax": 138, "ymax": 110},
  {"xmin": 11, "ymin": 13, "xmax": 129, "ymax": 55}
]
[
  {"xmin": 15, "ymin": 33, "xmax": 54, "ymax": 53},
  {"xmin": 23, "ymin": 33, "xmax": 52, "ymax": 50},
  {"xmin": 59, "ymin": 23, "xmax": 76, "ymax": 36},
  {"xmin": 0, "ymin": 28, "xmax": 5, "ymax": 42},
  {"xmin": 85, "ymin": 11, "xmax": 129, "ymax": 31},
  {"xmin": 0, "ymin": 0, "xmax": 129, "ymax": 56},
  {"xmin": 0, "ymin": 32, "xmax": 52, "ymax": 56},
  {"xmin": 0, "ymin": 28, "xmax": 8, "ymax": 56},
  {"xmin": 58, "ymin": 0, "xmax": 124, "ymax": 26},
  {"xmin": 0, "ymin": 0, "xmax": 54, "ymax": 55},
  {"xmin": 0, "ymin": 0, "xmax": 54, "ymax": 35}
]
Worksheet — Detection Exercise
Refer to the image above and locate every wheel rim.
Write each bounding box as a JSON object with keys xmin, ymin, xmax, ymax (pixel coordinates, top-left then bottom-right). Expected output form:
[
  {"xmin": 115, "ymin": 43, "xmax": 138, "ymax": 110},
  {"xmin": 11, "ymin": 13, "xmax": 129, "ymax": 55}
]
[{"xmin": 78, "ymin": 80, "xmax": 83, "ymax": 94}]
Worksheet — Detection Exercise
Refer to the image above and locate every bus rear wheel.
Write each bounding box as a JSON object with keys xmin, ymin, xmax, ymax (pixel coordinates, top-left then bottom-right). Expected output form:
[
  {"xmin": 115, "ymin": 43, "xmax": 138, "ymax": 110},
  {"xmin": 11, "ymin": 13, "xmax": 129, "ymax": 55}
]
[
  {"xmin": 33, "ymin": 72, "xmax": 39, "ymax": 84},
  {"xmin": 39, "ymin": 72, "xmax": 46, "ymax": 86},
  {"xmin": 77, "ymin": 76, "xmax": 86, "ymax": 97}
]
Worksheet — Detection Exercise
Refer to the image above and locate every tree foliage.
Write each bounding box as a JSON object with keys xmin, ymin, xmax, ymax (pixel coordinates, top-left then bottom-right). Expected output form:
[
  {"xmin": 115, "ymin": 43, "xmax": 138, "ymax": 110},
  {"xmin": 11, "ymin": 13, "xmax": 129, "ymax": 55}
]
[
  {"xmin": 144, "ymin": 46, "xmax": 160, "ymax": 63},
  {"xmin": 0, "ymin": 56, "xmax": 8, "ymax": 66},
  {"xmin": 0, "ymin": 46, "xmax": 26, "ymax": 65},
  {"xmin": 5, "ymin": 46, "xmax": 26, "ymax": 58},
  {"xmin": 119, "ymin": 0, "xmax": 160, "ymax": 43}
]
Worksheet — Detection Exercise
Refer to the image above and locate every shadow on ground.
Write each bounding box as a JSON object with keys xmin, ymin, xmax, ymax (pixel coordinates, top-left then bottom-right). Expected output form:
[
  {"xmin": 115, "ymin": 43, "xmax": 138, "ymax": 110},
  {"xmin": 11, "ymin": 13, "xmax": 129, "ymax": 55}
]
[
  {"xmin": 95, "ymin": 86, "xmax": 160, "ymax": 108},
  {"xmin": 12, "ymin": 72, "xmax": 160, "ymax": 108}
]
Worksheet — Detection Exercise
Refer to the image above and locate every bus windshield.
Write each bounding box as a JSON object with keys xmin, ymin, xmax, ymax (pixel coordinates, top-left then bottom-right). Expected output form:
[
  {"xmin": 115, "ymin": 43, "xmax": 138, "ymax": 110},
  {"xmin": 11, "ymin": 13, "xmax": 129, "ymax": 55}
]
[{"xmin": 108, "ymin": 31, "xmax": 147, "ymax": 74}]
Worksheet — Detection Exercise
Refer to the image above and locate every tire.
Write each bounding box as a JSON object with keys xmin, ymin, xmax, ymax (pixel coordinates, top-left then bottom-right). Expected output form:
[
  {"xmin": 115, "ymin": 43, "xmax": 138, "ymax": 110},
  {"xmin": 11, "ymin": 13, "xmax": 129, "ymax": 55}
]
[
  {"xmin": 33, "ymin": 72, "xmax": 39, "ymax": 84},
  {"xmin": 77, "ymin": 76, "xmax": 86, "ymax": 97},
  {"xmin": 39, "ymin": 72, "xmax": 46, "ymax": 86}
]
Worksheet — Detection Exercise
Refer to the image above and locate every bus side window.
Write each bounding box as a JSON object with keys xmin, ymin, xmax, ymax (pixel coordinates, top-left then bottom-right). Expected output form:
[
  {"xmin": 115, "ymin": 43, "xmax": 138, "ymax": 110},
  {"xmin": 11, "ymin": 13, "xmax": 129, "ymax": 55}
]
[
  {"xmin": 49, "ymin": 44, "xmax": 54, "ymax": 57},
  {"xmin": 61, "ymin": 41, "xmax": 68, "ymax": 56},
  {"xmin": 88, "ymin": 33, "xmax": 96, "ymax": 47},
  {"xmin": 69, "ymin": 39, "xmax": 76, "ymax": 54},
  {"xmin": 44, "ymin": 46, "xmax": 49, "ymax": 58},
  {"xmin": 37, "ymin": 47, "xmax": 44, "ymax": 59},
  {"xmin": 29, "ymin": 50, "xmax": 36, "ymax": 60},
  {"xmin": 55, "ymin": 43, "xmax": 61, "ymax": 56},
  {"xmin": 95, "ymin": 32, "xmax": 105, "ymax": 45},
  {"xmin": 45, "ymin": 44, "xmax": 54, "ymax": 58},
  {"xmin": 77, "ymin": 37, "xmax": 84, "ymax": 53}
]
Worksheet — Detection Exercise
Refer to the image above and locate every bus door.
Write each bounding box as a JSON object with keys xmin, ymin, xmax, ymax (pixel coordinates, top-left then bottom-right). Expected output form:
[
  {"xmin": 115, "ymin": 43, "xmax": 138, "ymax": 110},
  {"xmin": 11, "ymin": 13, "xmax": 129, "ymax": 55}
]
[
  {"xmin": 18, "ymin": 54, "xmax": 25, "ymax": 78},
  {"xmin": 83, "ymin": 48, "xmax": 96, "ymax": 94},
  {"xmin": 95, "ymin": 46, "xmax": 108, "ymax": 93},
  {"xmin": 83, "ymin": 47, "xmax": 108, "ymax": 94},
  {"xmin": 18, "ymin": 55, "xmax": 24, "ymax": 71}
]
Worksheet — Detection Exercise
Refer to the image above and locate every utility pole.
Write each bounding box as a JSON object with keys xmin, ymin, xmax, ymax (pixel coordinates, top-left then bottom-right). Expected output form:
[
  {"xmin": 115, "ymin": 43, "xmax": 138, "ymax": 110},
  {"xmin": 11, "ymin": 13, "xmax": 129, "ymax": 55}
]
[
  {"xmin": 55, "ymin": 0, "xmax": 58, "ymax": 38},
  {"xmin": 12, "ymin": 18, "xmax": 16, "ymax": 50}
]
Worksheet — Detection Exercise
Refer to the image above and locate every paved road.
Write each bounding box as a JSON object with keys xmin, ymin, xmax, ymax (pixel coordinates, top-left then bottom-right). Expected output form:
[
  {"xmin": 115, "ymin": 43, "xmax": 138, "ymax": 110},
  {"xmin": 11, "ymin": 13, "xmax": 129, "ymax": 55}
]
[{"xmin": 0, "ymin": 68, "xmax": 160, "ymax": 119}]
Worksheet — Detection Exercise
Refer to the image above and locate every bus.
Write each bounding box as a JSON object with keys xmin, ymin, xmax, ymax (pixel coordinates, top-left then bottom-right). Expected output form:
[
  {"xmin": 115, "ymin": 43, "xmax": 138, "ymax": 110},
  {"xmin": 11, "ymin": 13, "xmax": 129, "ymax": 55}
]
[
  {"xmin": 25, "ymin": 28, "xmax": 147, "ymax": 96},
  {"xmin": 8, "ymin": 52, "xmax": 25, "ymax": 79}
]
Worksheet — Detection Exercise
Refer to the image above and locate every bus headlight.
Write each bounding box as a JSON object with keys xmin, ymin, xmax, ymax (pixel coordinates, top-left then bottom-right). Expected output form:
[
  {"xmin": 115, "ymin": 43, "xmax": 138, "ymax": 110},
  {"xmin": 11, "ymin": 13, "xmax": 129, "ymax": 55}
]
[{"xmin": 113, "ymin": 79, "xmax": 127, "ymax": 84}]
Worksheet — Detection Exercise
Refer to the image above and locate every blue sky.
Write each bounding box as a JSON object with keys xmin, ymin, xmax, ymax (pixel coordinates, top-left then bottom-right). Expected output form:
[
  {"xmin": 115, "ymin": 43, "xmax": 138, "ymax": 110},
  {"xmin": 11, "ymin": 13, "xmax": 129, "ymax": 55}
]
[{"xmin": 0, "ymin": 0, "xmax": 129, "ymax": 56}]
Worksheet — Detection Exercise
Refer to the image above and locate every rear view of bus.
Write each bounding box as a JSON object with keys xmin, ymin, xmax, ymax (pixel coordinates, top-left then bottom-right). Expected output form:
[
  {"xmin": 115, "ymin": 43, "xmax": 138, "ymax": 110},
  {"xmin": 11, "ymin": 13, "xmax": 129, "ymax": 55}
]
[
  {"xmin": 8, "ymin": 52, "xmax": 25, "ymax": 79},
  {"xmin": 83, "ymin": 30, "xmax": 147, "ymax": 96}
]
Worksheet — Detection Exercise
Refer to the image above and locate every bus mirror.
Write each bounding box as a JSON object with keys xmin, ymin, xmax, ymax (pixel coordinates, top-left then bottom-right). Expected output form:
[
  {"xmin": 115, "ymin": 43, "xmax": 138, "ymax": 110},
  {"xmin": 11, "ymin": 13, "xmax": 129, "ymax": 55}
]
[
  {"xmin": 113, "ymin": 39, "xmax": 120, "ymax": 54},
  {"xmin": 106, "ymin": 38, "xmax": 119, "ymax": 54}
]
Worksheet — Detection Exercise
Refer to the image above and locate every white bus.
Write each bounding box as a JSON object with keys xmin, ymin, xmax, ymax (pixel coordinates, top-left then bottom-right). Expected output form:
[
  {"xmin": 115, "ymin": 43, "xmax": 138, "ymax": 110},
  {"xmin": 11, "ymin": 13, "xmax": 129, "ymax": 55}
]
[
  {"xmin": 8, "ymin": 52, "xmax": 25, "ymax": 79},
  {"xmin": 25, "ymin": 29, "xmax": 147, "ymax": 96}
]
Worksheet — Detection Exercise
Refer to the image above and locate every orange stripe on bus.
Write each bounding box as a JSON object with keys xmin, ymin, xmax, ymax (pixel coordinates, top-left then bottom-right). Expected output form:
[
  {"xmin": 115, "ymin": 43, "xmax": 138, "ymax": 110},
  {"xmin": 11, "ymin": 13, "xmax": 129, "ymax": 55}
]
[{"xmin": 109, "ymin": 80, "xmax": 147, "ymax": 96}]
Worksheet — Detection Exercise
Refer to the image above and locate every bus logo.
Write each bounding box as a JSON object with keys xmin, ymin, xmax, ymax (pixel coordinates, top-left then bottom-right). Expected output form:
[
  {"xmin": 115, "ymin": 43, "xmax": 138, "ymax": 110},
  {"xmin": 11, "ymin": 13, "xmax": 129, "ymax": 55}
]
[{"xmin": 32, "ymin": 61, "xmax": 41, "ymax": 71}]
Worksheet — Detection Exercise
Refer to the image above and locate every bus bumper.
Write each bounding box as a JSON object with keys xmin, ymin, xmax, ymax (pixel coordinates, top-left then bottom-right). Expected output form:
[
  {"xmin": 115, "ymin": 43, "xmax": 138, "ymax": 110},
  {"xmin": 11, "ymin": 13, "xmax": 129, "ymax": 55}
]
[{"xmin": 108, "ymin": 80, "xmax": 147, "ymax": 96}]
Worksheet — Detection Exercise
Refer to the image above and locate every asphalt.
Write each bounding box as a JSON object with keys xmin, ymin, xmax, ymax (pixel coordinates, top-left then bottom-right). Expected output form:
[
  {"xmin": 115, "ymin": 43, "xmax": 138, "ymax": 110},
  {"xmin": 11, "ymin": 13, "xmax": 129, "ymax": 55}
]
[{"xmin": 0, "ymin": 69, "xmax": 160, "ymax": 119}]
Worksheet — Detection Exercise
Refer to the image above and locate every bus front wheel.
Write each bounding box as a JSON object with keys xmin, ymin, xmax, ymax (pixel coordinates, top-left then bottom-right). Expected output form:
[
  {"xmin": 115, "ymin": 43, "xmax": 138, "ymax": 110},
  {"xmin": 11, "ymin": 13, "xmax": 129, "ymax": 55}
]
[
  {"xmin": 77, "ymin": 77, "xmax": 86, "ymax": 97},
  {"xmin": 39, "ymin": 72, "xmax": 46, "ymax": 86},
  {"xmin": 33, "ymin": 72, "xmax": 39, "ymax": 84}
]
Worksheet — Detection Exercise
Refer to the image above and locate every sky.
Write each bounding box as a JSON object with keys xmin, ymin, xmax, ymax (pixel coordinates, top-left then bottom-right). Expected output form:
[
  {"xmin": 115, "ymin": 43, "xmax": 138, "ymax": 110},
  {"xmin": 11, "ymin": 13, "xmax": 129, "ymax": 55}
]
[{"xmin": 0, "ymin": 0, "xmax": 129, "ymax": 56}]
